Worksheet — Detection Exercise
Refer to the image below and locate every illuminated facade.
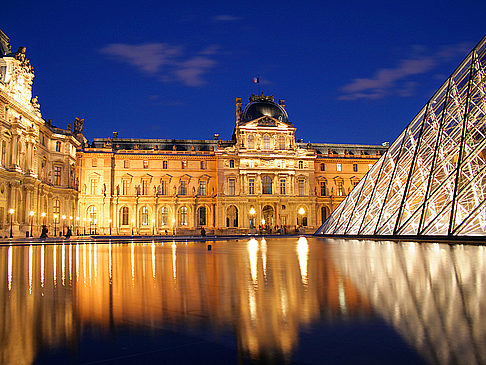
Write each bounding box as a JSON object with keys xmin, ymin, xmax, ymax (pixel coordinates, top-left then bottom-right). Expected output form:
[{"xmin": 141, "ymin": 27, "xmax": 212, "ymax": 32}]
[
  {"xmin": 0, "ymin": 30, "xmax": 84, "ymax": 238},
  {"xmin": 317, "ymin": 35, "xmax": 486, "ymax": 237},
  {"xmin": 77, "ymin": 94, "xmax": 385, "ymax": 235}
]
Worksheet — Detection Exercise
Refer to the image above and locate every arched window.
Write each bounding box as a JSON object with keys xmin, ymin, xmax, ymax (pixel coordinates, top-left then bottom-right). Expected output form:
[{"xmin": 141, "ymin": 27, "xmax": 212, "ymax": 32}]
[
  {"xmin": 160, "ymin": 207, "xmax": 168, "ymax": 226},
  {"xmin": 120, "ymin": 206, "xmax": 129, "ymax": 225},
  {"xmin": 298, "ymin": 160, "xmax": 303, "ymax": 169},
  {"xmin": 141, "ymin": 206, "xmax": 149, "ymax": 226},
  {"xmin": 262, "ymin": 176, "xmax": 272, "ymax": 194},
  {"xmin": 278, "ymin": 135, "xmax": 285, "ymax": 150},
  {"xmin": 198, "ymin": 206, "xmax": 207, "ymax": 226},
  {"xmin": 263, "ymin": 135, "xmax": 270, "ymax": 150},
  {"xmin": 248, "ymin": 135, "xmax": 255, "ymax": 149},
  {"xmin": 179, "ymin": 207, "xmax": 188, "ymax": 226},
  {"xmin": 88, "ymin": 205, "xmax": 97, "ymax": 221},
  {"xmin": 226, "ymin": 205, "xmax": 238, "ymax": 228}
]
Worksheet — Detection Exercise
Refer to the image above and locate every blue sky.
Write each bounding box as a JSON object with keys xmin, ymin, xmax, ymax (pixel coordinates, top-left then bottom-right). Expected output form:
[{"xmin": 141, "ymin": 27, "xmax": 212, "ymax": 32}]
[{"xmin": 2, "ymin": 0, "xmax": 485, "ymax": 145}]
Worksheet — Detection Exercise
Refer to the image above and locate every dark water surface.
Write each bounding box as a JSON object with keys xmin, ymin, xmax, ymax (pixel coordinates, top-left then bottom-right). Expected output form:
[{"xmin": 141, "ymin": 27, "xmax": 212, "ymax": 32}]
[{"xmin": 1, "ymin": 237, "xmax": 485, "ymax": 364}]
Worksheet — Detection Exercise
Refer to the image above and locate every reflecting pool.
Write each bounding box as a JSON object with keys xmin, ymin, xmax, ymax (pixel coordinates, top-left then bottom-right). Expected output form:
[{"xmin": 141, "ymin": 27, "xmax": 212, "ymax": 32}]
[{"xmin": 1, "ymin": 237, "xmax": 485, "ymax": 364}]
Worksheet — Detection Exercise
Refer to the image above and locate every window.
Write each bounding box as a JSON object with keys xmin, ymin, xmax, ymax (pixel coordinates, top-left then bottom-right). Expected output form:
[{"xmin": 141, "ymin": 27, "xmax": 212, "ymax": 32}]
[
  {"xmin": 262, "ymin": 176, "xmax": 272, "ymax": 194},
  {"xmin": 263, "ymin": 135, "xmax": 270, "ymax": 150},
  {"xmin": 121, "ymin": 207, "xmax": 129, "ymax": 225},
  {"xmin": 320, "ymin": 163, "xmax": 325, "ymax": 171},
  {"xmin": 54, "ymin": 166, "xmax": 61, "ymax": 185},
  {"xmin": 92, "ymin": 159, "xmax": 97, "ymax": 167},
  {"xmin": 298, "ymin": 160, "xmax": 303, "ymax": 169},
  {"xmin": 248, "ymin": 135, "xmax": 255, "ymax": 149},
  {"xmin": 249, "ymin": 178, "xmax": 255, "ymax": 195},
  {"xmin": 198, "ymin": 206, "xmax": 207, "ymax": 226},
  {"xmin": 320, "ymin": 181, "xmax": 327, "ymax": 196},
  {"xmin": 337, "ymin": 181, "xmax": 344, "ymax": 196},
  {"xmin": 143, "ymin": 160, "xmax": 149, "ymax": 169},
  {"xmin": 179, "ymin": 207, "xmax": 188, "ymax": 226},
  {"xmin": 181, "ymin": 161, "xmax": 187, "ymax": 169},
  {"xmin": 90, "ymin": 179, "xmax": 97, "ymax": 195},
  {"xmin": 142, "ymin": 180, "xmax": 149, "ymax": 195},
  {"xmin": 298, "ymin": 179, "xmax": 305, "ymax": 196},
  {"xmin": 88, "ymin": 205, "xmax": 97, "ymax": 221},
  {"xmin": 141, "ymin": 206, "xmax": 149, "ymax": 226},
  {"xmin": 199, "ymin": 180, "xmax": 207, "ymax": 196},
  {"xmin": 179, "ymin": 180, "xmax": 187, "ymax": 195},
  {"xmin": 53, "ymin": 199, "xmax": 60, "ymax": 216},
  {"xmin": 163, "ymin": 160, "xmax": 168, "ymax": 169},
  {"xmin": 122, "ymin": 180, "xmax": 130, "ymax": 195},
  {"xmin": 160, "ymin": 207, "xmax": 168, "ymax": 226},
  {"xmin": 229, "ymin": 159, "xmax": 235, "ymax": 168},
  {"xmin": 248, "ymin": 160, "xmax": 254, "ymax": 168},
  {"xmin": 353, "ymin": 164, "xmax": 358, "ymax": 172},
  {"xmin": 124, "ymin": 160, "xmax": 129, "ymax": 168},
  {"xmin": 161, "ymin": 181, "xmax": 167, "ymax": 195},
  {"xmin": 200, "ymin": 161, "xmax": 206, "ymax": 170},
  {"xmin": 228, "ymin": 178, "xmax": 235, "ymax": 195},
  {"xmin": 337, "ymin": 163, "xmax": 342, "ymax": 172},
  {"xmin": 278, "ymin": 136, "xmax": 285, "ymax": 150},
  {"xmin": 55, "ymin": 141, "xmax": 61, "ymax": 152},
  {"xmin": 280, "ymin": 178, "xmax": 286, "ymax": 195}
]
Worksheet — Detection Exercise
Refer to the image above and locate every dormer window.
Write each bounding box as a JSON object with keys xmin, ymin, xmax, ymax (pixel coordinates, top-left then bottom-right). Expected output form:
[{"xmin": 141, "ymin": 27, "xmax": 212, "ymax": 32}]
[
  {"xmin": 248, "ymin": 135, "xmax": 255, "ymax": 149},
  {"xmin": 55, "ymin": 141, "xmax": 61, "ymax": 152},
  {"xmin": 298, "ymin": 160, "xmax": 303, "ymax": 169},
  {"xmin": 278, "ymin": 136, "xmax": 285, "ymax": 150},
  {"xmin": 229, "ymin": 159, "xmax": 235, "ymax": 168}
]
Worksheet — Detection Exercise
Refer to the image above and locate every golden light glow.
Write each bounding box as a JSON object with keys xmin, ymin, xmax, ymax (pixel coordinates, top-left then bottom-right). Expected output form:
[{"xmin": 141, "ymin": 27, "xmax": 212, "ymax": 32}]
[
  {"xmin": 249, "ymin": 207, "xmax": 256, "ymax": 215},
  {"xmin": 8, "ymin": 208, "xmax": 14, "ymax": 215},
  {"xmin": 41, "ymin": 212, "xmax": 46, "ymax": 218},
  {"xmin": 248, "ymin": 238, "xmax": 259, "ymax": 283},
  {"xmin": 29, "ymin": 211, "xmax": 35, "ymax": 217},
  {"xmin": 298, "ymin": 207, "xmax": 306, "ymax": 215},
  {"xmin": 297, "ymin": 237, "xmax": 309, "ymax": 285}
]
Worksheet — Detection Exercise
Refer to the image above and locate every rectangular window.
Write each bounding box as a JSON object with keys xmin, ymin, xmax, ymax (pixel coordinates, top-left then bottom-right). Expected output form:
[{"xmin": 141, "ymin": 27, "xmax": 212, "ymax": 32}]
[
  {"xmin": 320, "ymin": 163, "xmax": 325, "ymax": 171},
  {"xmin": 249, "ymin": 160, "xmax": 254, "ymax": 168},
  {"xmin": 229, "ymin": 159, "xmax": 235, "ymax": 168},
  {"xmin": 353, "ymin": 164, "xmax": 358, "ymax": 172},
  {"xmin": 181, "ymin": 161, "xmax": 187, "ymax": 169},
  {"xmin": 199, "ymin": 180, "xmax": 207, "ymax": 196},
  {"xmin": 298, "ymin": 161, "xmax": 303, "ymax": 169},
  {"xmin": 92, "ymin": 159, "xmax": 97, "ymax": 167},
  {"xmin": 122, "ymin": 180, "xmax": 130, "ymax": 195},
  {"xmin": 280, "ymin": 178, "xmax": 286, "ymax": 195},
  {"xmin": 298, "ymin": 179, "xmax": 305, "ymax": 196},
  {"xmin": 55, "ymin": 141, "xmax": 61, "ymax": 152},
  {"xmin": 228, "ymin": 178, "xmax": 235, "ymax": 195},
  {"xmin": 54, "ymin": 166, "xmax": 61, "ymax": 185},
  {"xmin": 336, "ymin": 163, "xmax": 342, "ymax": 172},
  {"xmin": 90, "ymin": 179, "xmax": 97, "ymax": 195},
  {"xmin": 143, "ymin": 160, "xmax": 149, "ymax": 169},
  {"xmin": 142, "ymin": 180, "xmax": 149, "ymax": 195},
  {"xmin": 200, "ymin": 161, "xmax": 206, "ymax": 170},
  {"xmin": 163, "ymin": 160, "xmax": 168, "ymax": 169},
  {"xmin": 337, "ymin": 182, "xmax": 344, "ymax": 196},
  {"xmin": 249, "ymin": 178, "xmax": 255, "ymax": 195},
  {"xmin": 124, "ymin": 160, "xmax": 129, "ymax": 168},
  {"xmin": 179, "ymin": 180, "xmax": 187, "ymax": 195},
  {"xmin": 320, "ymin": 181, "xmax": 327, "ymax": 196},
  {"xmin": 161, "ymin": 181, "xmax": 167, "ymax": 195}
]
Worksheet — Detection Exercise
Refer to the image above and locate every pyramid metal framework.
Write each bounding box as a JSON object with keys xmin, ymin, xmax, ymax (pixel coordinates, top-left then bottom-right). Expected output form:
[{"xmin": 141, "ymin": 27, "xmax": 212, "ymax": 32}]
[{"xmin": 317, "ymin": 36, "xmax": 486, "ymax": 237}]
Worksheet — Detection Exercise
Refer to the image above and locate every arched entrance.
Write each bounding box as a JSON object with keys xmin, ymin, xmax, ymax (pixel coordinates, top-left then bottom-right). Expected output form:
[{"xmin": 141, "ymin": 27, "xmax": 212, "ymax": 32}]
[
  {"xmin": 226, "ymin": 205, "xmax": 238, "ymax": 227},
  {"xmin": 262, "ymin": 205, "xmax": 274, "ymax": 228}
]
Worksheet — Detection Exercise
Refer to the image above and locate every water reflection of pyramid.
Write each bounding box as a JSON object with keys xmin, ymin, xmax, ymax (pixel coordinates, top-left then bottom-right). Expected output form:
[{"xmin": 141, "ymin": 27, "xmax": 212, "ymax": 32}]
[{"xmin": 317, "ymin": 36, "xmax": 486, "ymax": 237}]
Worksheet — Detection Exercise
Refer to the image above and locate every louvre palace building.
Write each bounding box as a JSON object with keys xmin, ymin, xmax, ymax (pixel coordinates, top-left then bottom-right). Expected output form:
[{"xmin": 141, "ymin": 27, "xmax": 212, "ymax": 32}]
[{"xmin": 0, "ymin": 30, "xmax": 386, "ymax": 237}]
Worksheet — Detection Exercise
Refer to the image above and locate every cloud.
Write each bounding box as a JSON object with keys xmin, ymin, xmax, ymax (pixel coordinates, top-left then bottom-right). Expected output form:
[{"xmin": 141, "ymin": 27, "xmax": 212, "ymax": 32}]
[
  {"xmin": 99, "ymin": 43, "xmax": 181, "ymax": 73},
  {"xmin": 100, "ymin": 42, "xmax": 218, "ymax": 87},
  {"xmin": 338, "ymin": 42, "xmax": 473, "ymax": 101},
  {"xmin": 212, "ymin": 14, "xmax": 240, "ymax": 22}
]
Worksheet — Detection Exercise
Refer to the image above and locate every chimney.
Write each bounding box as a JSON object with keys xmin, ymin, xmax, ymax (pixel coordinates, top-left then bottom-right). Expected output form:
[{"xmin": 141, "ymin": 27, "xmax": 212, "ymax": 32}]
[
  {"xmin": 279, "ymin": 99, "xmax": 285, "ymax": 108},
  {"xmin": 214, "ymin": 133, "xmax": 219, "ymax": 140},
  {"xmin": 113, "ymin": 131, "xmax": 118, "ymax": 138}
]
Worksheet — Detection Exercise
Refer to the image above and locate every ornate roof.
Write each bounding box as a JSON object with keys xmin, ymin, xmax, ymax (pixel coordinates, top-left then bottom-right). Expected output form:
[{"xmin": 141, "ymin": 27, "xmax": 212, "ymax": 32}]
[{"xmin": 241, "ymin": 93, "xmax": 289, "ymax": 124}]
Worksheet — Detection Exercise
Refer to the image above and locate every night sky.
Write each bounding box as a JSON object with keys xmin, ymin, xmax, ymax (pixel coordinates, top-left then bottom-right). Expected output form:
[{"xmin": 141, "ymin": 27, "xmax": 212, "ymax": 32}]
[{"xmin": 2, "ymin": 0, "xmax": 485, "ymax": 145}]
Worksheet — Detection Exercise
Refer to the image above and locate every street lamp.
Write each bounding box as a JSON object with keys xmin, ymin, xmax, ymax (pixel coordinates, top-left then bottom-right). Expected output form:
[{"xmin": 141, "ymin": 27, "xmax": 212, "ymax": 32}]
[
  {"xmin": 88, "ymin": 217, "xmax": 92, "ymax": 235},
  {"xmin": 152, "ymin": 218, "xmax": 155, "ymax": 235},
  {"xmin": 109, "ymin": 219, "xmax": 112, "ymax": 235},
  {"xmin": 131, "ymin": 219, "xmax": 135, "ymax": 235},
  {"xmin": 62, "ymin": 215, "xmax": 66, "ymax": 236},
  {"xmin": 8, "ymin": 208, "xmax": 14, "ymax": 238},
  {"xmin": 29, "ymin": 211, "xmax": 34, "ymax": 237},
  {"xmin": 94, "ymin": 219, "xmax": 97, "ymax": 235},
  {"xmin": 76, "ymin": 217, "xmax": 80, "ymax": 235},
  {"xmin": 298, "ymin": 207, "xmax": 306, "ymax": 229},
  {"xmin": 83, "ymin": 217, "xmax": 86, "ymax": 235},
  {"xmin": 53, "ymin": 214, "xmax": 58, "ymax": 236},
  {"xmin": 41, "ymin": 212, "xmax": 46, "ymax": 225},
  {"xmin": 249, "ymin": 207, "xmax": 256, "ymax": 228},
  {"xmin": 172, "ymin": 218, "xmax": 176, "ymax": 236},
  {"xmin": 69, "ymin": 216, "xmax": 73, "ymax": 234}
]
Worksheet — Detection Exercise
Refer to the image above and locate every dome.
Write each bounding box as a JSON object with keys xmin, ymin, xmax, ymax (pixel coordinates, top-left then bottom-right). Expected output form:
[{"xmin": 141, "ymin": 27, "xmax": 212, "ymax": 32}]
[{"xmin": 241, "ymin": 95, "xmax": 289, "ymax": 124}]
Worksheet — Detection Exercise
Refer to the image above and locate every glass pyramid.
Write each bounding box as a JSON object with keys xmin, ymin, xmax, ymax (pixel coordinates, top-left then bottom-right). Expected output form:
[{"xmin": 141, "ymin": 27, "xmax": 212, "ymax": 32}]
[{"xmin": 317, "ymin": 36, "xmax": 486, "ymax": 237}]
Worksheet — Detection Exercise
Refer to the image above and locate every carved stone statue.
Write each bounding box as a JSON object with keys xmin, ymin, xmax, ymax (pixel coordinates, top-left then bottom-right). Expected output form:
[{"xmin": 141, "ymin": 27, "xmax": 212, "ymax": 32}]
[
  {"xmin": 73, "ymin": 117, "xmax": 84, "ymax": 134},
  {"xmin": 14, "ymin": 46, "xmax": 26, "ymax": 62},
  {"xmin": 31, "ymin": 96, "xmax": 40, "ymax": 112}
]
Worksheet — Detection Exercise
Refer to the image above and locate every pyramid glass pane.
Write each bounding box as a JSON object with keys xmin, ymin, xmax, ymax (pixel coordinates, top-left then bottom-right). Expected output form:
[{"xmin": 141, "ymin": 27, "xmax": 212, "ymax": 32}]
[{"xmin": 316, "ymin": 35, "xmax": 486, "ymax": 238}]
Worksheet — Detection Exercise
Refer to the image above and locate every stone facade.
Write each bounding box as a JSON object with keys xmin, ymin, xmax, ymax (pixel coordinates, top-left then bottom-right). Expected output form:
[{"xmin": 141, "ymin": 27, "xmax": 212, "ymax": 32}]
[
  {"xmin": 77, "ymin": 94, "xmax": 386, "ymax": 235},
  {"xmin": 0, "ymin": 33, "xmax": 84, "ymax": 237}
]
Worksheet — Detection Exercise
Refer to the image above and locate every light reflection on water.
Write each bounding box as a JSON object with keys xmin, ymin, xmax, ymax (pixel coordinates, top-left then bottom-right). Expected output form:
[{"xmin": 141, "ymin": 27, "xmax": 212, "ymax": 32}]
[{"xmin": 0, "ymin": 238, "xmax": 485, "ymax": 364}]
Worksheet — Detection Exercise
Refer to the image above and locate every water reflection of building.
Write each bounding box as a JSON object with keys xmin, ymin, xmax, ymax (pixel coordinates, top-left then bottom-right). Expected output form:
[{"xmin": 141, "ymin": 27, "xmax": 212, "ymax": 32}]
[
  {"xmin": 0, "ymin": 238, "xmax": 370, "ymax": 363},
  {"xmin": 330, "ymin": 240, "xmax": 486, "ymax": 365}
]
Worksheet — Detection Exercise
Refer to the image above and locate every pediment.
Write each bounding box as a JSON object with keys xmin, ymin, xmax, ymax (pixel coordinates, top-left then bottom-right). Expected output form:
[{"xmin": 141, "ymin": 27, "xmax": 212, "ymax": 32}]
[{"xmin": 242, "ymin": 116, "xmax": 291, "ymax": 129}]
